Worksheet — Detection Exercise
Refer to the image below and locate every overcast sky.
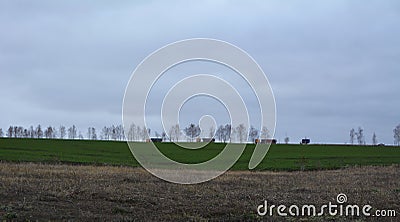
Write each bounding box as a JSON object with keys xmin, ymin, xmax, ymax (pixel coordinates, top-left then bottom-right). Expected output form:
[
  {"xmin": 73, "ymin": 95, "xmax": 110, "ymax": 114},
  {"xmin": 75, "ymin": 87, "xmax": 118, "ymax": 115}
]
[{"xmin": 1, "ymin": 0, "xmax": 399, "ymax": 144}]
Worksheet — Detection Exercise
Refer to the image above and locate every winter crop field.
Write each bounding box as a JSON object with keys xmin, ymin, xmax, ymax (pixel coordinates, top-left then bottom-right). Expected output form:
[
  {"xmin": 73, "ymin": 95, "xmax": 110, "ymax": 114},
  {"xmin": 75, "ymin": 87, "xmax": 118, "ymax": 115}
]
[{"xmin": 0, "ymin": 138, "xmax": 399, "ymax": 171}]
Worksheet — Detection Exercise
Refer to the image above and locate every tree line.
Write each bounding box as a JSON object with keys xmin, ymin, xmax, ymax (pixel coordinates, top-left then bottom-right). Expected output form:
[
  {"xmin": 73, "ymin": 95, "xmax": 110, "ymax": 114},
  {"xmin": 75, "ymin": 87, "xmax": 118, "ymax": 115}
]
[
  {"xmin": 0, "ymin": 123, "xmax": 271, "ymax": 143},
  {"xmin": 126, "ymin": 123, "xmax": 270, "ymax": 143},
  {"xmin": 0, "ymin": 123, "xmax": 399, "ymax": 145},
  {"xmin": 349, "ymin": 124, "xmax": 400, "ymax": 146},
  {"xmin": 0, "ymin": 125, "xmax": 126, "ymax": 141}
]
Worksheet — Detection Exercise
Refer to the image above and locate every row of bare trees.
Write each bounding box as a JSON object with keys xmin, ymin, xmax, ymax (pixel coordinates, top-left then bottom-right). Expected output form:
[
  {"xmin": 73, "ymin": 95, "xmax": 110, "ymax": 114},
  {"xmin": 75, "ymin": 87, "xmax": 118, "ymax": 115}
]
[
  {"xmin": 1, "ymin": 123, "xmax": 399, "ymax": 145},
  {"xmin": 0, "ymin": 125, "xmax": 126, "ymax": 141},
  {"xmin": 0, "ymin": 123, "xmax": 272, "ymax": 143},
  {"xmin": 2, "ymin": 125, "xmax": 58, "ymax": 139},
  {"xmin": 349, "ymin": 124, "xmax": 400, "ymax": 146},
  {"xmin": 182, "ymin": 123, "xmax": 271, "ymax": 143},
  {"xmin": 125, "ymin": 123, "xmax": 271, "ymax": 143}
]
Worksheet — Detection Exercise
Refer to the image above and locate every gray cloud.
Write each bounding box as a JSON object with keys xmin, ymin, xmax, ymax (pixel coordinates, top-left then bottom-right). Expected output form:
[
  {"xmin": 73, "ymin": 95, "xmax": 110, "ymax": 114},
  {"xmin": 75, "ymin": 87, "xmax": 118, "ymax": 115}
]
[{"xmin": 0, "ymin": 0, "xmax": 399, "ymax": 144}]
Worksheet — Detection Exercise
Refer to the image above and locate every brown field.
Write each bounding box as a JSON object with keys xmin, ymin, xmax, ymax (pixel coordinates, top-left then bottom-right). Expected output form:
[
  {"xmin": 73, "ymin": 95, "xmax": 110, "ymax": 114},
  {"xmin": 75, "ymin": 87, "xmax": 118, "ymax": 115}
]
[{"xmin": 0, "ymin": 162, "xmax": 399, "ymax": 221}]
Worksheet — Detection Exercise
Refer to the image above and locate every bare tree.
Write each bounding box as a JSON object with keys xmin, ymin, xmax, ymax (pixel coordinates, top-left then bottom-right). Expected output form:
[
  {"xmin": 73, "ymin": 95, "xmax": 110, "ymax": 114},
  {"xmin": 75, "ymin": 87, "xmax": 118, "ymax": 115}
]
[
  {"xmin": 20, "ymin": 127, "xmax": 25, "ymax": 137},
  {"xmin": 36, "ymin": 125, "xmax": 43, "ymax": 138},
  {"xmin": 14, "ymin": 126, "xmax": 18, "ymax": 137},
  {"xmin": 20, "ymin": 127, "xmax": 26, "ymax": 137},
  {"xmin": 355, "ymin": 127, "xmax": 364, "ymax": 145},
  {"xmin": 209, "ymin": 126, "xmax": 215, "ymax": 139},
  {"xmin": 231, "ymin": 128, "xmax": 237, "ymax": 143},
  {"xmin": 68, "ymin": 125, "xmax": 77, "ymax": 139},
  {"xmin": 174, "ymin": 124, "xmax": 181, "ymax": 142},
  {"xmin": 7, "ymin": 126, "xmax": 13, "ymax": 138},
  {"xmin": 0, "ymin": 128, "xmax": 3, "ymax": 137},
  {"xmin": 141, "ymin": 126, "xmax": 149, "ymax": 141},
  {"xmin": 48, "ymin": 126, "xmax": 54, "ymax": 138},
  {"xmin": 127, "ymin": 123, "xmax": 136, "ymax": 141},
  {"xmin": 87, "ymin": 127, "xmax": 92, "ymax": 140},
  {"xmin": 168, "ymin": 125, "xmax": 175, "ymax": 142},
  {"xmin": 117, "ymin": 125, "xmax": 124, "ymax": 140},
  {"xmin": 235, "ymin": 124, "xmax": 246, "ymax": 143},
  {"xmin": 59, "ymin": 126, "xmax": 66, "ymax": 139},
  {"xmin": 215, "ymin": 125, "xmax": 224, "ymax": 142},
  {"xmin": 224, "ymin": 124, "xmax": 232, "ymax": 143},
  {"xmin": 248, "ymin": 126, "xmax": 259, "ymax": 142},
  {"xmin": 136, "ymin": 125, "xmax": 141, "ymax": 141},
  {"xmin": 372, "ymin": 132, "xmax": 377, "ymax": 146},
  {"xmin": 29, "ymin": 126, "xmax": 35, "ymax": 138},
  {"xmin": 16, "ymin": 126, "xmax": 23, "ymax": 138},
  {"xmin": 161, "ymin": 132, "xmax": 167, "ymax": 142},
  {"xmin": 87, "ymin": 127, "xmax": 97, "ymax": 140},
  {"xmin": 260, "ymin": 126, "xmax": 270, "ymax": 139},
  {"xmin": 78, "ymin": 131, "xmax": 84, "ymax": 140},
  {"xmin": 91, "ymin": 127, "xmax": 97, "ymax": 140},
  {"xmin": 101, "ymin": 126, "xmax": 110, "ymax": 140},
  {"xmin": 112, "ymin": 125, "xmax": 117, "ymax": 140},
  {"xmin": 168, "ymin": 124, "xmax": 180, "ymax": 142},
  {"xmin": 184, "ymin": 123, "xmax": 200, "ymax": 142},
  {"xmin": 284, "ymin": 137, "xmax": 290, "ymax": 144},
  {"xmin": 52, "ymin": 126, "xmax": 57, "ymax": 138},
  {"xmin": 23, "ymin": 129, "xmax": 29, "ymax": 138},
  {"xmin": 394, "ymin": 124, "xmax": 400, "ymax": 146},
  {"xmin": 111, "ymin": 125, "xmax": 117, "ymax": 140},
  {"xmin": 349, "ymin": 128, "xmax": 355, "ymax": 145},
  {"xmin": 44, "ymin": 126, "xmax": 53, "ymax": 139}
]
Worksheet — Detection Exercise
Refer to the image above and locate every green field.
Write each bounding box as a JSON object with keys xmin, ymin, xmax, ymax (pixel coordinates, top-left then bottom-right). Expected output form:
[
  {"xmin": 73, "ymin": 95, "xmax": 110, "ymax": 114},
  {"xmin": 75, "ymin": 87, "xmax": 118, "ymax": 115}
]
[{"xmin": 0, "ymin": 138, "xmax": 399, "ymax": 171}]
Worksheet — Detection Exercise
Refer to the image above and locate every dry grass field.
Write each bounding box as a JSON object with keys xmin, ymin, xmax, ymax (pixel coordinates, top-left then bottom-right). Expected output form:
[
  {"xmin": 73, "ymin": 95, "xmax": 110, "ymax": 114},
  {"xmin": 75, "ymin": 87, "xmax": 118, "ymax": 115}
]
[{"xmin": 0, "ymin": 162, "xmax": 399, "ymax": 221}]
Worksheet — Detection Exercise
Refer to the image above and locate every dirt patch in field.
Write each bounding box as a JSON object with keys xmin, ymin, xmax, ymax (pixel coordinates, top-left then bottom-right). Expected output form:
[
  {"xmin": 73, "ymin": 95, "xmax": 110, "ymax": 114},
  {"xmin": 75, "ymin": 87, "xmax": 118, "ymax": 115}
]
[{"xmin": 0, "ymin": 162, "xmax": 399, "ymax": 221}]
